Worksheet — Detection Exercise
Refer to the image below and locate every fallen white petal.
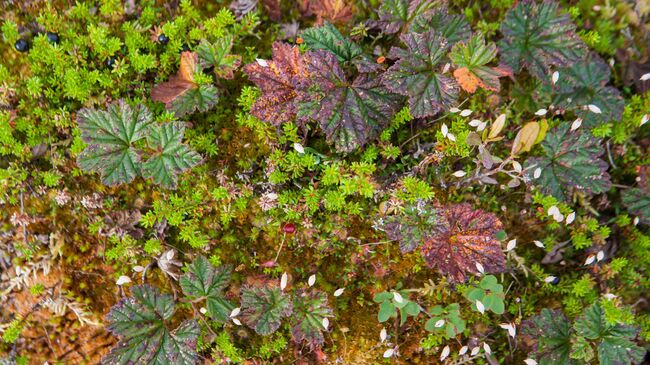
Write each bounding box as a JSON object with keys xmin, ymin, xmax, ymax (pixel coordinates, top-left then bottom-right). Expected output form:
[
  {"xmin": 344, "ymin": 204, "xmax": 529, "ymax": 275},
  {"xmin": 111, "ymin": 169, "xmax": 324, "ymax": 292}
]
[
  {"xmin": 459, "ymin": 345, "xmax": 468, "ymax": 355},
  {"xmin": 553, "ymin": 212, "xmax": 564, "ymax": 223},
  {"xmin": 552, "ymin": 71, "xmax": 559, "ymax": 84},
  {"xmin": 469, "ymin": 119, "xmax": 481, "ymax": 127},
  {"xmin": 634, "ymin": 217, "xmax": 640, "ymax": 226},
  {"xmin": 442, "ymin": 63, "xmax": 450, "ymax": 73},
  {"xmin": 441, "ymin": 123, "xmax": 448, "ymax": 137},
  {"xmin": 434, "ymin": 319, "xmax": 445, "ymax": 328},
  {"xmin": 200, "ymin": 307, "xmax": 207, "ymax": 314},
  {"xmin": 533, "ymin": 167, "xmax": 542, "ymax": 179},
  {"xmin": 640, "ymin": 73, "xmax": 650, "ymax": 81},
  {"xmin": 596, "ymin": 250, "xmax": 605, "ymax": 261},
  {"xmin": 570, "ymin": 118, "xmax": 582, "ymax": 131},
  {"xmin": 449, "ymin": 107, "xmax": 461, "ymax": 113},
  {"xmin": 230, "ymin": 307, "xmax": 241, "ymax": 317},
  {"xmin": 603, "ymin": 293, "xmax": 617, "ymax": 300},
  {"xmin": 393, "ymin": 291, "xmax": 403, "ymax": 303},
  {"xmin": 512, "ymin": 161, "xmax": 523, "ymax": 173},
  {"xmin": 280, "ymin": 272, "xmax": 288, "ymax": 290},
  {"xmin": 440, "ymin": 345, "xmax": 450, "ymax": 361},
  {"xmin": 460, "ymin": 109, "xmax": 472, "ymax": 117},
  {"xmin": 232, "ymin": 318, "xmax": 242, "ymax": 326},
  {"xmin": 477, "ymin": 121, "xmax": 488, "ymax": 132},
  {"xmin": 506, "ymin": 239, "xmax": 517, "ymax": 252},
  {"xmin": 471, "ymin": 346, "xmax": 480, "ymax": 356},
  {"xmin": 334, "ymin": 288, "xmax": 345, "ymax": 297},
  {"xmin": 566, "ymin": 212, "xmax": 576, "ymax": 225},
  {"xmin": 293, "ymin": 142, "xmax": 305, "ymax": 154},
  {"xmin": 641, "ymin": 114, "xmax": 649, "ymax": 126},
  {"xmin": 547, "ymin": 206, "xmax": 560, "ymax": 217},
  {"xmin": 585, "ymin": 255, "xmax": 596, "ymax": 265},
  {"xmin": 476, "ymin": 300, "xmax": 485, "ymax": 314},
  {"xmin": 544, "ymin": 276, "xmax": 557, "ymax": 283},
  {"xmin": 133, "ymin": 265, "xmax": 145, "ymax": 272},
  {"xmin": 447, "ymin": 133, "xmax": 456, "ymax": 142},
  {"xmin": 533, "ymin": 240, "xmax": 545, "ymax": 248},
  {"xmin": 116, "ymin": 276, "xmax": 131, "ymax": 286},
  {"xmin": 308, "ymin": 274, "xmax": 316, "ymax": 287},
  {"xmin": 483, "ymin": 343, "xmax": 491, "ymax": 355},
  {"xmin": 524, "ymin": 359, "xmax": 538, "ymax": 365},
  {"xmin": 256, "ymin": 58, "xmax": 268, "ymax": 67},
  {"xmin": 380, "ymin": 328, "xmax": 387, "ymax": 342},
  {"xmin": 383, "ymin": 348, "xmax": 395, "ymax": 358},
  {"xmin": 587, "ymin": 104, "xmax": 602, "ymax": 114},
  {"xmin": 500, "ymin": 323, "xmax": 516, "ymax": 338},
  {"xmin": 322, "ymin": 317, "xmax": 329, "ymax": 329},
  {"xmin": 476, "ymin": 262, "xmax": 485, "ymax": 274},
  {"xmin": 453, "ymin": 170, "xmax": 467, "ymax": 177},
  {"xmin": 534, "ymin": 108, "xmax": 547, "ymax": 116}
]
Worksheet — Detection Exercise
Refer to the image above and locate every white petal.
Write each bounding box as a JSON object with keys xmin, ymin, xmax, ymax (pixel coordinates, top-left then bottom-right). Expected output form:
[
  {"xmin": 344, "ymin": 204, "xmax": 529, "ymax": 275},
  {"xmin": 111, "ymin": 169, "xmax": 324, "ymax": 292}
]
[
  {"xmin": 634, "ymin": 217, "xmax": 640, "ymax": 226},
  {"xmin": 544, "ymin": 276, "xmax": 557, "ymax": 283},
  {"xmin": 460, "ymin": 109, "xmax": 472, "ymax": 117},
  {"xmin": 232, "ymin": 318, "xmax": 242, "ymax": 326},
  {"xmin": 469, "ymin": 119, "xmax": 481, "ymax": 127},
  {"xmin": 533, "ymin": 167, "xmax": 542, "ymax": 179},
  {"xmin": 566, "ymin": 212, "xmax": 576, "ymax": 224},
  {"xmin": 587, "ymin": 104, "xmax": 602, "ymax": 114},
  {"xmin": 534, "ymin": 108, "xmax": 547, "ymax": 116},
  {"xmin": 475, "ymin": 262, "xmax": 485, "ymax": 274},
  {"xmin": 500, "ymin": 323, "xmax": 516, "ymax": 338},
  {"xmin": 380, "ymin": 328, "xmax": 387, "ymax": 342},
  {"xmin": 293, "ymin": 142, "xmax": 305, "ymax": 154},
  {"xmin": 533, "ymin": 240, "xmax": 545, "ymax": 248},
  {"xmin": 133, "ymin": 265, "xmax": 145, "ymax": 272},
  {"xmin": 506, "ymin": 239, "xmax": 517, "ymax": 252},
  {"xmin": 441, "ymin": 123, "xmax": 448, "ymax": 137},
  {"xmin": 393, "ymin": 291, "xmax": 403, "ymax": 303},
  {"xmin": 116, "ymin": 276, "xmax": 131, "ymax": 285},
  {"xmin": 483, "ymin": 343, "xmax": 491, "ymax": 355},
  {"xmin": 447, "ymin": 133, "xmax": 456, "ymax": 142},
  {"xmin": 308, "ymin": 274, "xmax": 316, "ymax": 287},
  {"xmin": 453, "ymin": 170, "xmax": 467, "ymax": 177},
  {"xmin": 477, "ymin": 121, "xmax": 488, "ymax": 132},
  {"xmin": 641, "ymin": 114, "xmax": 649, "ymax": 126},
  {"xmin": 585, "ymin": 255, "xmax": 596, "ymax": 265},
  {"xmin": 256, "ymin": 58, "xmax": 268, "ymax": 67},
  {"xmin": 334, "ymin": 288, "xmax": 345, "ymax": 297},
  {"xmin": 280, "ymin": 272, "xmax": 288, "ymax": 290},
  {"xmin": 552, "ymin": 71, "xmax": 559, "ymax": 84},
  {"xmin": 449, "ymin": 107, "xmax": 461, "ymax": 113},
  {"xmin": 200, "ymin": 307, "xmax": 207, "ymax": 314},
  {"xmin": 459, "ymin": 345, "xmax": 468, "ymax": 355},
  {"xmin": 471, "ymin": 346, "xmax": 480, "ymax": 356},
  {"xmin": 476, "ymin": 300, "xmax": 485, "ymax": 314},
  {"xmin": 553, "ymin": 212, "xmax": 564, "ymax": 223},
  {"xmin": 230, "ymin": 307, "xmax": 241, "ymax": 317},
  {"xmin": 570, "ymin": 118, "xmax": 582, "ymax": 131},
  {"xmin": 383, "ymin": 348, "xmax": 395, "ymax": 358},
  {"xmin": 434, "ymin": 319, "xmax": 445, "ymax": 328},
  {"xmin": 640, "ymin": 73, "xmax": 650, "ymax": 81},
  {"xmin": 547, "ymin": 206, "xmax": 560, "ymax": 217},
  {"xmin": 596, "ymin": 250, "xmax": 605, "ymax": 261},
  {"xmin": 322, "ymin": 317, "xmax": 329, "ymax": 329},
  {"xmin": 512, "ymin": 161, "xmax": 523, "ymax": 173},
  {"xmin": 603, "ymin": 293, "xmax": 617, "ymax": 300},
  {"xmin": 166, "ymin": 250, "xmax": 175, "ymax": 260},
  {"xmin": 524, "ymin": 359, "xmax": 538, "ymax": 365},
  {"xmin": 440, "ymin": 345, "xmax": 450, "ymax": 361},
  {"xmin": 442, "ymin": 63, "xmax": 450, "ymax": 73}
]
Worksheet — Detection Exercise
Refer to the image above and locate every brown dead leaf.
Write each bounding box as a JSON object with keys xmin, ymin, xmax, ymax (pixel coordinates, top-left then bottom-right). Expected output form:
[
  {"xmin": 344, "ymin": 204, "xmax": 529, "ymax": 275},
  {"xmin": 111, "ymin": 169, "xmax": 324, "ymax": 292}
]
[
  {"xmin": 309, "ymin": 0, "xmax": 354, "ymax": 25},
  {"xmin": 151, "ymin": 51, "xmax": 198, "ymax": 108},
  {"xmin": 454, "ymin": 67, "xmax": 481, "ymax": 93}
]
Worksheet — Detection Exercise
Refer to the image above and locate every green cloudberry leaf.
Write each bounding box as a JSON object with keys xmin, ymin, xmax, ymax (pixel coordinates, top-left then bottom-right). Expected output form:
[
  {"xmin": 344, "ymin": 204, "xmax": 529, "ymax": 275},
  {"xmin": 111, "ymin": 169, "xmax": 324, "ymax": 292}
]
[
  {"xmin": 180, "ymin": 256, "xmax": 233, "ymax": 322},
  {"xmin": 450, "ymin": 34, "xmax": 511, "ymax": 92},
  {"xmin": 196, "ymin": 37, "xmax": 241, "ymax": 79},
  {"xmin": 240, "ymin": 285, "xmax": 293, "ymax": 335},
  {"xmin": 622, "ymin": 188, "xmax": 650, "ymax": 225},
  {"xmin": 301, "ymin": 22, "xmax": 362, "ymax": 63},
  {"xmin": 370, "ymin": 0, "xmax": 438, "ymax": 34},
  {"xmin": 499, "ymin": 0, "xmax": 586, "ymax": 80},
  {"xmin": 141, "ymin": 122, "xmax": 202, "ymax": 189},
  {"xmin": 297, "ymin": 50, "xmax": 401, "ymax": 153},
  {"xmin": 77, "ymin": 100, "xmax": 153, "ymax": 186},
  {"xmin": 379, "ymin": 201, "xmax": 439, "ymax": 253},
  {"xmin": 290, "ymin": 289, "xmax": 334, "ymax": 349},
  {"xmin": 524, "ymin": 123, "xmax": 611, "ymax": 202},
  {"xmin": 410, "ymin": 6, "xmax": 471, "ymax": 44},
  {"xmin": 103, "ymin": 285, "xmax": 199, "ymax": 365},
  {"xmin": 522, "ymin": 308, "xmax": 574, "ymax": 365},
  {"xmin": 383, "ymin": 30, "xmax": 459, "ymax": 118}
]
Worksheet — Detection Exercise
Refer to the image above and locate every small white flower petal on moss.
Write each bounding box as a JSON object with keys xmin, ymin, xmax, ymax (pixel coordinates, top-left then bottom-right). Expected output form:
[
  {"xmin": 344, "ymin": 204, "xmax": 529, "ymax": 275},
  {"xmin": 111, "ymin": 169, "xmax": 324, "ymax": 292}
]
[
  {"xmin": 322, "ymin": 317, "xmax": 329, "ymax": 329},
  {"xmin": 440, "ymin": 345, "xmax": 450, "ymax": 361},
  {"xmin": 565, "ymin": 212, "xmax": 576, "ymax": 224},
  {"xmin": 500, "ymin": 323, "xmax": 516, "ymax": 338},
  {"xmin": 460, "ymin": 109, "xmax": 472, "ymax": 117},
  {"xmin": 524, "ymin": 359, "xmax": 538, "ymax": 365},
  {"xmin": 469, "ymin": 119, "xmax": 481, "ymax": 127},
  {"xmin": 483, "ymin": 343, "xmax": 491, "ymax": 355},
  {"xmin": 453, "ymin": 170, "xmax": 467, "ymax": 177},
  {"xmin": 475, "ymin": 262, "xmax": 485, "ymax": 274},
  {"xmin": 534, "ymin": 108, "xmax": 547, "ymax": 116},
  {"xmin": 256, "ymin": 58, "xmax": 268, "ymax": 67},
  {"xmin": 552, "ymin": 71, "xmax": 559, "ymax": 84},
  {"xmin": 199, "ymin": 307, "xmax": 207, "ymax": 314},
  {"xmin": 585, "ymin": 255, "xmax": 596, "ymax": 265},
  {"xmin": 477, "ymin": 121, "xmax": 488, "ymax": 132},
  {"xmin": 533, "ymin": 240, "xmax": 545, "ymax": 248},
  {"xmin": 506, "ymin": 239, "xmax": 517, "ymax": 252},
  {"xmin": 596, "ymin": 250, "xmax": 605, "ymax": 261},
  {"xmin": 447, "ymin": 133, "xmax": 456, "ymax": 142},
  {"xmin": 280, "ymin": 272, "xmax": 288, "ymax": 290},
  {"xmin": 603, "ymin": 293, "xmax": 617, "ymax": 300},
  {"xmin": 230, "ymin": 307, "xmax": 241, "ymax": 318},
  {"xmin": 380, "ymin": 328, "xmax": 387, "ymax": 342},
  {"xmin": 442, "ymin": 63, "xmax": 450, "ymax": 73},
  {"xmin": 533, "ymin": 167, "xmax": 542, "ymax": 179},
  {"xmin": 441, "ymin": 123, "xmax": 449, "ymax": 137},
  {"xmin": 512, "ymin": 161, "xmax": 523, "ymax": 173},
  {"xmin": 434, "ymin": 319, "xmax": 445, "ymax": 328},
  {"xmin": 383, "ymin": 348, "xmax": 395, "ymax": 358},
  {"xmin": 571, "ymin": 118, "xmax": 582, "ymax": 131},
  {"xmin": 476, "ymin": 300, "xmax": 485, "ymax": 314},
  {"xmin": 308, "ymin": 274, "xmax": 316, "ymax": 287},
  {"xmin": 116, "ymin": 276, "xmax": 131, "ymax": 286},
  {"xmin": 232, "ymin": 318, "xmax": 242, "ymax": 326},
  {"xmin": 544, "ymin": 276, "xmax": 557, "ymax": 283},
  {"xmin": 547, "ymin": 205, "xmax": 560, "ymax": 217},
  {"xmin": 641, "ymin": 114, "xmax": 649, "ymax": 126},
  {"xmin": 587, "ymin": 104, "xmax": 602, "ymax": 114},
  {"xmin": 133, "ymin": 265, "xmax": 145, "ymax": 272},
  {"xmin": 633, "ymin": 217, "xmax": 640, "ymax": 225},
  {"xmin": 470, "ymin": 346, "xmax": 480, "ymax": 356},
  {"xmin": 293, "ymin": 142, "xmax": 305, "ymax": 154},
  {"xmin": 640, "ymin": 73, "xmax": 650, "ymax": 81},
  {"xmin": 458, "ymin": 345, "xmax": 468, "ymax": 355},
  {"xmin": 449, "ymin": 107, "xmax": 461, "ymax": 113},
  {"xmin": 334, "ymin": 288, "xmax": 345, "ymax": 297},
  {"xmin": 393, "ymin": 291, "xmax": 404, "ymax": 303}
]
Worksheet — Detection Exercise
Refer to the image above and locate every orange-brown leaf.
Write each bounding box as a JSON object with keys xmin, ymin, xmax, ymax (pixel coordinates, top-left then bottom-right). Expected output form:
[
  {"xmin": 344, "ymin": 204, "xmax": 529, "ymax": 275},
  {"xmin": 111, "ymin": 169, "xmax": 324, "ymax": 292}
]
[
  {"xmin": 454, "ymin": 67, "xmax": 482, "ymax": 93},
  {"xmin": 151, "ymin": 52, "xmax": 198, "ymax": 107},
  {"xmin": 309, "ymin": 0, "xmax": 354, "ymax": 25}
]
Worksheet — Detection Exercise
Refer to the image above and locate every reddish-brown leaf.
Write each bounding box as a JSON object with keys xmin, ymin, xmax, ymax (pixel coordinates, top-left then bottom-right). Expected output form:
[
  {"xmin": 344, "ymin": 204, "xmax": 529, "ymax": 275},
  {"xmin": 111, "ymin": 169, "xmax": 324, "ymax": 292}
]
[
  {"xmin": 243, "ymin": 42, "xmax": 309, "ymax": 126},
  {"xmin": 151, "ymin": 51, "xmax": 198, "ymax": 107},
  {"xmin": 308, "ymin": 0, "xmax": 354, "ymax": 25},
  {"xmin": 421, "ymin": 203, "xmax": 506, "ymax": 282}
]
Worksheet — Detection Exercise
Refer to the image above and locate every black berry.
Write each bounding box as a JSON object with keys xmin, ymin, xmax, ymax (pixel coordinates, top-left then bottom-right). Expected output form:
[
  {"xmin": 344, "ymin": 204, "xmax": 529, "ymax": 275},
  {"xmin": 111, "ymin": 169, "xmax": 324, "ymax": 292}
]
[
  {"xmin": 180, "ymin": 44, "xmax": 190, "ymax": 53},
  {"xmin": 14, "ymin": 39, "xmax": 29, "ymax": 52},
  {"xmin": 46, "ymin": 32, "xmax": 59, "ymax": 44},
  {"xmin": 158, "ymin": 34, "xmax": 169, "ymax": 45},
  {"xmin": 106, "ymin": 57, "xmax": 116, "ymax": 69}
]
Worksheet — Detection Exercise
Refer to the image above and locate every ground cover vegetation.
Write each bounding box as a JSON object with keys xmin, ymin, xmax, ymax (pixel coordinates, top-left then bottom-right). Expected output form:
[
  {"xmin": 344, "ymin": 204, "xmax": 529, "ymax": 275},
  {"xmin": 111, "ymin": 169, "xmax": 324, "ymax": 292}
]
[{"xmin": 0, "ymin": 0, "xmax": 649, "ymax": 364}]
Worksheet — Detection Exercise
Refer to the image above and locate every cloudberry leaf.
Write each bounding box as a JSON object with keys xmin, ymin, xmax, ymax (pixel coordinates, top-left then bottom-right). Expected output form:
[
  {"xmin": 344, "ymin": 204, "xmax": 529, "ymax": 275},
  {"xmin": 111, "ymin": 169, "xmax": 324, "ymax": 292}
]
[
  {"xmin": 622, "ymin": 188, "xmax": 650, "ymax": 225},
  {"xmin": 243, "ymin": 42, "xmax": 309, "ymax": 126},
  {"xmin": 383, "ymin": 30, "xmax": 459, "ymax": 118},
  {"xmin": 103, "ymin": 285, "xmax": 199, "ymax": 365},
  {"xmin": 77, "ymin": 100, "xmax": 153, "ymax": 186},
  {"xmin": 574, "ymin": 302, "xmax": 645, "ymax": 365},
  {"xmin": 141, "ymin": 122, "xmax": 202, "ymax": 189},
  {"xmin": 301, "ymin": 22, "xmax": 363, "ymax": 62},
  {"xmin": 307, "ymin": 0, "xmax": 354, "ymax": 26},
  {"xmin": 240, "ymin": 285, "xmax": 293, "ymax": 335},
  {"xmin": 151, "ymin": 52, "xmax": 219, "ymax": 117},
  {"xmin": 552, "ymin": 56, "xmax": 624, "ymax": 128},
  {"xmin": 380, "ymin": 201, "xmax": 439, "ymax": 253},
  {"xmin": 370, "ymin": 0, "xmax": 437, "ymax": 34},
  {"xmin": 196, "ymin": 37, "xmax": 242, "ymax": 79},
  {"xmin": 180, "ymin": 256, "xmax": 234, "ymax": 322},
  {"xmin": 499, "ymin": 0, "xmax": 586, "ymax": 80},
  {"xmin": 297, "ymin": 50, "xmax": 401, "ymax": 153},
  {"xmin": 450, "ymin": 34, "xmax": 512, "ymax": 93},
  {"xmin": 290, "ymin": 289, "xmax": 334, "ymax": 349},
  {"xmin": 410, "ymin": 6, "xmax": 472, "ymax": 44},
  {"xmin": 521, "ymin": 308, "xmax": 573, "ymax": 365},
  {"xmin": 524, "ymin": 123, "xmax": 611, "ymax": 202},
  {"xmin": 421, "ymin": 203, "xmax": 506, "ymax": 282}
]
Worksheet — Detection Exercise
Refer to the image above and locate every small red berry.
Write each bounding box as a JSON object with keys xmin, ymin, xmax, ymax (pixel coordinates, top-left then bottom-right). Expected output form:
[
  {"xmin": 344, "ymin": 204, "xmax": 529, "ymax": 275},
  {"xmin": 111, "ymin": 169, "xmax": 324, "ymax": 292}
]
[{"xmin": 282, "ymin": 223, "xmax": 296, "ymax": 234}]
